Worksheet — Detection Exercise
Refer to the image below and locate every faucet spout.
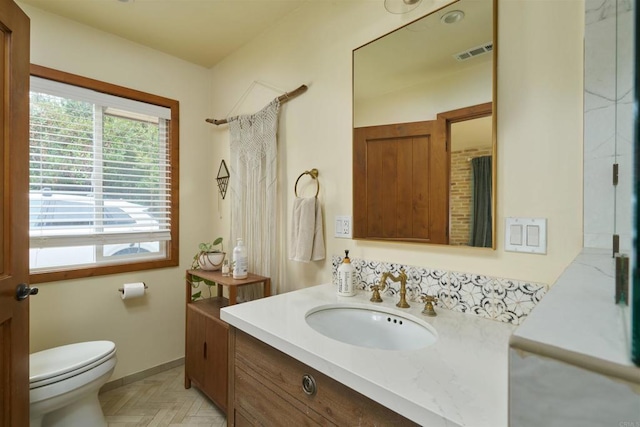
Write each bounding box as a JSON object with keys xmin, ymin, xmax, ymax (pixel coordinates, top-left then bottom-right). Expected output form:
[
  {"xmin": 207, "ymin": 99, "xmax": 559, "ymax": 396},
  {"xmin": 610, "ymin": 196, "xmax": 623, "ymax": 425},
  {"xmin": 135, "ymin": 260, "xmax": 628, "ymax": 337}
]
[{"xmin": 378, "ymin": 268, "xmax": 409, "ymax": 308}]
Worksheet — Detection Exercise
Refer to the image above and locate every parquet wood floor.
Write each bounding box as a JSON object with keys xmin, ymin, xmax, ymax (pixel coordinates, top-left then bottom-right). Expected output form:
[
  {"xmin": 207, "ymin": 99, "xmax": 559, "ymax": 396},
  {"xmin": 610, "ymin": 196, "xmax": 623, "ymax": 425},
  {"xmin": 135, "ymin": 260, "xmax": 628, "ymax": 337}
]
[{"xmin": 99, "ymin": 365, "xmax": 227, "ymax": 427}]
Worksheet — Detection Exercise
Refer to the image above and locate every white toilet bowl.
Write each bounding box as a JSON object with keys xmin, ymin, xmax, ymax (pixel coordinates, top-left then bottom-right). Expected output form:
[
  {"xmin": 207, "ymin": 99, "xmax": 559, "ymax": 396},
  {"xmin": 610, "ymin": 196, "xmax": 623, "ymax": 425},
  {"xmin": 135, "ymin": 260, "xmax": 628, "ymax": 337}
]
[{"xmin": 29, "ymin": 341, "xmax": 117, "ymax": 427}]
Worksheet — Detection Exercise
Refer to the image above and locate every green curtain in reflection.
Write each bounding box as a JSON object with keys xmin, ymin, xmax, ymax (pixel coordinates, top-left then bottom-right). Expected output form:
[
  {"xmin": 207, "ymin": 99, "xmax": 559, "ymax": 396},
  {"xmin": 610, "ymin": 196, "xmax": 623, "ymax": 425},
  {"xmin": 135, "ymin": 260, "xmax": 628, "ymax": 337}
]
[{"xmin": 470, "ymin": 156, "xmax": 492, "ymax": 248}]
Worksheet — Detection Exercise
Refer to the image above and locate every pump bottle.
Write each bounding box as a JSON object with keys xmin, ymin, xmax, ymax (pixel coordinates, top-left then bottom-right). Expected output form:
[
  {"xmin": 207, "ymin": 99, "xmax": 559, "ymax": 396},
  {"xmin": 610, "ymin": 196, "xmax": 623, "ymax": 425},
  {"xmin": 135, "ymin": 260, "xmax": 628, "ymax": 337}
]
[
  {"xmin": 337, "ymin": 250, "xmax": 355, "ymax": 296},
  {"xmin": 233, "ymin": 238, "xmax": 248, "ymax": 279}
]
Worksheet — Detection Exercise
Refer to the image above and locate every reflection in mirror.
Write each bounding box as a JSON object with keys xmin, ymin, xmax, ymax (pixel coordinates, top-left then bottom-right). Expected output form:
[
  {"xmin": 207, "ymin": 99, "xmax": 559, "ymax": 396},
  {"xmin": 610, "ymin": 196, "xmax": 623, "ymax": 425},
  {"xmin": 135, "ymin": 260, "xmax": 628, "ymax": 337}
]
[
  {"xmin": 450, "ymin": 115, "xmax": 493, "ymax": 246},
  {"xmin": 353, "ymin": 0, "xmax": 495, "ymax": 247}
]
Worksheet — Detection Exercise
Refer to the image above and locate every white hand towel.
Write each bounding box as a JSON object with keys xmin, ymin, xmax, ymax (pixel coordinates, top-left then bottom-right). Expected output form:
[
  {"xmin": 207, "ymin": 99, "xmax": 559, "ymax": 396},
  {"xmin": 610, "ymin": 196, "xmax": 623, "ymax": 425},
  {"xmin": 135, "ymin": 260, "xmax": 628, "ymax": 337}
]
[
  {"xmin": 289, "ymin": 197, "xmax": 325, "ymax": 262},
  {"xmin": 310, "ymin": 198, "xmax": 325, "ymax": 261}
]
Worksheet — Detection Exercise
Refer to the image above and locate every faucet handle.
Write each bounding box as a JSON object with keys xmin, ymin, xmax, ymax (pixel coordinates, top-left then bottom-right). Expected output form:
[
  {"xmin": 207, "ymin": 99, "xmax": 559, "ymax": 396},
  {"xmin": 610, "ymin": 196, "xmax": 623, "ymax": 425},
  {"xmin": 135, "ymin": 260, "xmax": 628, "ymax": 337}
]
[
  {"xmin": 421, "ymin": 295, "xmax": 438, "ymax": 317},
  {"xmin": 370, "ymin": 283, "xmax": 386, "ymax": 303}
]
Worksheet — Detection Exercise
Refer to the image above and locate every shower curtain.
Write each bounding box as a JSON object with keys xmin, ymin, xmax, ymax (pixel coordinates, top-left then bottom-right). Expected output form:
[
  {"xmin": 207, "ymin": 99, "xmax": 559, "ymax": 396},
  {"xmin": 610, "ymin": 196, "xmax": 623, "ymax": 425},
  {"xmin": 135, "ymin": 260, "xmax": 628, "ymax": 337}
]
[
  {"xmin": 470, "ymin": 155, "xmax": 492, "ymax": 248},
  {"xmin": 228, "ymin": 99, "xmax": 280, "ymax": 300}
]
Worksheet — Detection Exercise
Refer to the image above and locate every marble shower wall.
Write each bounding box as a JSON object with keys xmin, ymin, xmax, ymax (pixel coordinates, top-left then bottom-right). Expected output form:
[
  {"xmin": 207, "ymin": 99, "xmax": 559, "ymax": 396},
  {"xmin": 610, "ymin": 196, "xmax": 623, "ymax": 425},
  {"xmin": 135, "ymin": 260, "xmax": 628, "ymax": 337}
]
[
  {"xmin": 584, "ymin": 0, "xmax": 634, "ymax": 251},
  {"xmin": 332, "ymin": 256, "xmax": 548, "ymax": 326}
]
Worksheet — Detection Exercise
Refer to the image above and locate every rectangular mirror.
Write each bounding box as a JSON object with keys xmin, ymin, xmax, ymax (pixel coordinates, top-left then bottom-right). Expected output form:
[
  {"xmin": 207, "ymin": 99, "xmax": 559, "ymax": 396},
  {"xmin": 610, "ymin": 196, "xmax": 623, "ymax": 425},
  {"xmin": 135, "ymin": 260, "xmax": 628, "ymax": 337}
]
[{"xmin": 353, "ymin": 0, "xmax": 496, "ymax": 248}]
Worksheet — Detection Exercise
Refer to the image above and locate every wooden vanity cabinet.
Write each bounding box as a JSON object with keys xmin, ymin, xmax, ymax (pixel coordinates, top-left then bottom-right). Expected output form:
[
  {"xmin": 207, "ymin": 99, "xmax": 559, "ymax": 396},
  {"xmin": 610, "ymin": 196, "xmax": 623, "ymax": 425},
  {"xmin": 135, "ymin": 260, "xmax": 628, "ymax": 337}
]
[{"xmin": 228, "ymin": 328, "xmax": 418, "ymax": 426}]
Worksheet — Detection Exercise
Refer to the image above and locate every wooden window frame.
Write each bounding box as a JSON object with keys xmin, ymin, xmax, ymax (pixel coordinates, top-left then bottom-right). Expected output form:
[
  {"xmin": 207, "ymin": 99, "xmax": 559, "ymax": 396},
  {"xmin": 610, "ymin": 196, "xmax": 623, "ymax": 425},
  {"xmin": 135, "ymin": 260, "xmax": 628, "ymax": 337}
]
[{"xmin": 29, "ymin": 64, "xmax": 179, "ymax": 284}]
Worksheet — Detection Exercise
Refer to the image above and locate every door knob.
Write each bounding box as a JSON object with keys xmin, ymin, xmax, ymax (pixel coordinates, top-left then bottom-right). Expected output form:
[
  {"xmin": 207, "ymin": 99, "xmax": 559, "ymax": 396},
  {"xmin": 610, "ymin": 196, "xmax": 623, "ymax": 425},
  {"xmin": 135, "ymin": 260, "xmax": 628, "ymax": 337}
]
[{"xmin": 16, "ymin": 283, "xmax": 38, "ymax": 301}]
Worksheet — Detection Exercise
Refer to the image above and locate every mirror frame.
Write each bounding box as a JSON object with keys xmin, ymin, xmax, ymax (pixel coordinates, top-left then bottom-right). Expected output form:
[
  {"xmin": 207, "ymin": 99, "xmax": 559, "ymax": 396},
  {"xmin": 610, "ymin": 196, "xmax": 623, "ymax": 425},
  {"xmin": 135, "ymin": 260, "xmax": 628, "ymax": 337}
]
[{"xmin": 352, "ymin": 0, "xmax": 498, "ymax": 249}]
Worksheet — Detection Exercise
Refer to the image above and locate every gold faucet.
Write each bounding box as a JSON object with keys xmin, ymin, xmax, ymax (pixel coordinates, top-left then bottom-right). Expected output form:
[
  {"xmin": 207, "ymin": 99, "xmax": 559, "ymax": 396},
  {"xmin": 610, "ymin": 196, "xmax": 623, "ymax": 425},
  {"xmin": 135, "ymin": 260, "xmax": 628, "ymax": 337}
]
[{"xmin": 372, "ymin": 268, "xmax": 410, "ymax": 308}]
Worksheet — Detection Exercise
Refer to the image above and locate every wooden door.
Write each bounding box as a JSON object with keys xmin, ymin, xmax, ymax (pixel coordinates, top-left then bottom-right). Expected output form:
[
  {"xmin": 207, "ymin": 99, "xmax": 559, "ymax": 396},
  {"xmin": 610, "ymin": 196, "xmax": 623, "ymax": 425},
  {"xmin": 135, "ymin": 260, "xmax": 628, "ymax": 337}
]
[
  {"xmin": 0, "ymin": 0, "xmax": 30, "ymax": 425},
  {"xmin": 185, "ymin": 306, "xmax": 206, "ymax": 388},
  {"xmin": 204, "ymin": 319, "xmax": 228, "ymax": 413},
  {"xmin": 353, "ymin": 119, "xmax": 448, "ymax": 244}
]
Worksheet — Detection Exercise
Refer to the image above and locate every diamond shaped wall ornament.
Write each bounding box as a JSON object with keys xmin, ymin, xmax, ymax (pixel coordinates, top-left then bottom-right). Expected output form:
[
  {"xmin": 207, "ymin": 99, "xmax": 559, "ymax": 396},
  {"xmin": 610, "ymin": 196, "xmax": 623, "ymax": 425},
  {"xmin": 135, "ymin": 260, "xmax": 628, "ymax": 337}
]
[{"xmin": 217, "ymin": 160, "xmax": 229, "ymax": 199}]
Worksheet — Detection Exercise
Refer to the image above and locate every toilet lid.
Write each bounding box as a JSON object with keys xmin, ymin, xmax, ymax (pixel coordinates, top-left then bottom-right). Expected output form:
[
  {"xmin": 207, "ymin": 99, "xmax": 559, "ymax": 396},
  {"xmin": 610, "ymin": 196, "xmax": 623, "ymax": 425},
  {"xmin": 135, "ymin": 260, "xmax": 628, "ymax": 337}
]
[{"xmin": 30, "ymin": 341, "xmax": 116, "ymax": 388}]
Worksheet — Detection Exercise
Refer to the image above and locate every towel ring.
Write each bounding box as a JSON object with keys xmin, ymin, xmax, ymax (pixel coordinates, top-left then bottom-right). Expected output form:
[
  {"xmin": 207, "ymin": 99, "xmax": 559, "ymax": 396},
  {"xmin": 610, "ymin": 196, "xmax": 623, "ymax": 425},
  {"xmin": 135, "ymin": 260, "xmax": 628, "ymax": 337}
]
[{"xmin": 294, "ymin": 168, "xmax": 320, "ymax": 198}]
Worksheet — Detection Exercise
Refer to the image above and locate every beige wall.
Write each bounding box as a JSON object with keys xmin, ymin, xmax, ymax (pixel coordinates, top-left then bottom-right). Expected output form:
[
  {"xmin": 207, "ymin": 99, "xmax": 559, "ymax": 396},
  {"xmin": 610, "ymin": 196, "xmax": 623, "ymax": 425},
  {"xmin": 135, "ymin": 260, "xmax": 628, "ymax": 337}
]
[
  {"xmin": 21, "ymin": 3, "xmax": 214, "ymax": 380},
  {"xmin": 354, "ymin": 61, "xmax": 492, "ymax": 127},
  {"xmin": 209, "ymin": 0, "xmax": 584, "ymax": 294}
]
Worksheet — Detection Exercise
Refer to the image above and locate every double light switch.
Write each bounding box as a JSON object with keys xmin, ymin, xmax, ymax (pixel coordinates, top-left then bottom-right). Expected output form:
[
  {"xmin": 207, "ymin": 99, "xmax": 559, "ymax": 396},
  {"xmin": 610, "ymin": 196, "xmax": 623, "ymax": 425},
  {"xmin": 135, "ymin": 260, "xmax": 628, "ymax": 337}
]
[{"xmin": 505, "ymin": 218, "xmax": 547, "ymax": 254}]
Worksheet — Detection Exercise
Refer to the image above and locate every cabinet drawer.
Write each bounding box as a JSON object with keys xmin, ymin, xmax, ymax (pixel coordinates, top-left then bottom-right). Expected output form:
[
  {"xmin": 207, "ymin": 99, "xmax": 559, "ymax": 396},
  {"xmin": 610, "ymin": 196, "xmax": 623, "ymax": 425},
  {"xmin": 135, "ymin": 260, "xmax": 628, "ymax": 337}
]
[
  {"xmin": 233, "ymin": 409, "xmax": 253, "ymax": 427},
  {"xmin": 234, "ymin": 330, "xmax": 417, "ymax": 426},
  {"xmin": 235, "ymin": 365, "xmax": 326, "ymax": 426}
]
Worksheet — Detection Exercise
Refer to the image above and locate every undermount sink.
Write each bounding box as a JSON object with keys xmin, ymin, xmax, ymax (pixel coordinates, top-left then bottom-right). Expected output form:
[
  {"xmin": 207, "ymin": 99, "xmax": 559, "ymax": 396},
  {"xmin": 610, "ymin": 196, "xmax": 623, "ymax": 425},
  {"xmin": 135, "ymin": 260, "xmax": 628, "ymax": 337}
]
[{"xmin": 305, "ymin": 304, "xmax": 437, "ymax": 351}]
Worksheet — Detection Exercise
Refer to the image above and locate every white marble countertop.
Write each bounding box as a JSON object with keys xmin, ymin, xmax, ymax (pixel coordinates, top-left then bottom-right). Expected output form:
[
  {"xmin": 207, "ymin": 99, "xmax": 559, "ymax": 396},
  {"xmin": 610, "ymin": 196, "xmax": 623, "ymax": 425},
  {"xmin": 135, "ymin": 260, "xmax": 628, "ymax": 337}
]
[
  {"xmin": 511, "ymin": 248, "xmax": 640, "ymax": 382},
  {"xmin": 221, "ymin": 283, "xmax": 516, "ymax": 426}
]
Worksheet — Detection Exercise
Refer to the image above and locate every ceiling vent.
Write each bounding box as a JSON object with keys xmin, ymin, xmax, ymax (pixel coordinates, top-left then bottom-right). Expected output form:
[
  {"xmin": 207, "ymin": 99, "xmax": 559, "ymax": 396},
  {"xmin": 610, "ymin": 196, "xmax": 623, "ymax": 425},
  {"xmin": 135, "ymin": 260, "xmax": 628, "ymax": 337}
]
[{"xmin": 453, "ymin": 42, "xmax": 493, "ymax": 61}]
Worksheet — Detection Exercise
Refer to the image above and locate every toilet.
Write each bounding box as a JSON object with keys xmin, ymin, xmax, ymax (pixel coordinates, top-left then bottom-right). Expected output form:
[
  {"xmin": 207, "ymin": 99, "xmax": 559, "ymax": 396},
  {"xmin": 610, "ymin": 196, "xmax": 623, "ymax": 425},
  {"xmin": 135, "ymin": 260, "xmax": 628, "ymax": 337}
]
[{"xmin": 29, "ymin": 341, "xmax": 117, "ymax": 427}]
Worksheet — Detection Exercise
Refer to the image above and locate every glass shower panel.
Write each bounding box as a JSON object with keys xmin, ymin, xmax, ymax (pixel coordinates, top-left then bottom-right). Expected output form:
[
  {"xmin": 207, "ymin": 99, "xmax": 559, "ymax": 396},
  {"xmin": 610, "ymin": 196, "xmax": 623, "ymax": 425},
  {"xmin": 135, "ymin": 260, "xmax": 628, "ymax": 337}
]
[
  {"xmin": 629, "ymin": 0, "xmax": 638, "ymax": 366},
  {"xmin": 614, "ymin": 0, "xmax": 634, "ymax": 253}
]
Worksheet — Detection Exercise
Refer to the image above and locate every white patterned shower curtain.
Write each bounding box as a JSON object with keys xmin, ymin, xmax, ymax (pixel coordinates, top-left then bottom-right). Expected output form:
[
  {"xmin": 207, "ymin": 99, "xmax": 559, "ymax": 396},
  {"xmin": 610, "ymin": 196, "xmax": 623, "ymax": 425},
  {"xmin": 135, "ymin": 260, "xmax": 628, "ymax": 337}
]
[{"xmin": 228, "ymin": 99, "xmax": 280, "ymax": 300}]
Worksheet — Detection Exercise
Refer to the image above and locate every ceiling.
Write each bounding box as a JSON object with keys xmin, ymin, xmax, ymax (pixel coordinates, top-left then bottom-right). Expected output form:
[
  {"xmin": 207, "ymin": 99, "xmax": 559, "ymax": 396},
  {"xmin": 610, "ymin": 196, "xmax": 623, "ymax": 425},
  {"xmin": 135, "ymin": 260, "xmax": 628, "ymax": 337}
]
[
  {"xmin": 18, "ymin": 0, "xmax": 308, "ymax": 68},
  {"xmin": 354, "ymin": 0, "xmax": 493, "ymax": 101}
]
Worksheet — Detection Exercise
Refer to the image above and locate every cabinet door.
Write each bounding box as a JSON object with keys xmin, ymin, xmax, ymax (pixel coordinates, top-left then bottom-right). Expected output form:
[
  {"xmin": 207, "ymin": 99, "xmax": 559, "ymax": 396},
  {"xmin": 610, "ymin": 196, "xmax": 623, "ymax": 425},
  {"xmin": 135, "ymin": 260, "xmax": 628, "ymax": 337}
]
[
  {"xmin": 185, "ymin": 307, "xmax": 206, "ymax": 387},
  {"xmin": 204, "ymin": 319, "xmax": 228, "ymax": 412}
]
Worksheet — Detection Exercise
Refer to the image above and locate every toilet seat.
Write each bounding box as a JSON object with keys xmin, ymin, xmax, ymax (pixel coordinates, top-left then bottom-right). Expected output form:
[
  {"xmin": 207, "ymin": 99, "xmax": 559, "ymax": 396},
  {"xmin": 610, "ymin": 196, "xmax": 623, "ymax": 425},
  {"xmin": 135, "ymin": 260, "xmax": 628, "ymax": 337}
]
[{"xmin": 30, "ymin": 341, "xmax": 116, "ymax": 389}]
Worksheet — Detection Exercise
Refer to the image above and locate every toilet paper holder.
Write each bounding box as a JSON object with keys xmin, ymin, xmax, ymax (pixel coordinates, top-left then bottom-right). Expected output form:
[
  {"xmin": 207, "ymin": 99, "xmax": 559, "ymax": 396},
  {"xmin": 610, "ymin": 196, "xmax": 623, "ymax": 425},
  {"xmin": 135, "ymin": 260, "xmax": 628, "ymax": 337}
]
[{"xmin": 117, "ymin": 283, "xmax": 148, "ymax": 294}]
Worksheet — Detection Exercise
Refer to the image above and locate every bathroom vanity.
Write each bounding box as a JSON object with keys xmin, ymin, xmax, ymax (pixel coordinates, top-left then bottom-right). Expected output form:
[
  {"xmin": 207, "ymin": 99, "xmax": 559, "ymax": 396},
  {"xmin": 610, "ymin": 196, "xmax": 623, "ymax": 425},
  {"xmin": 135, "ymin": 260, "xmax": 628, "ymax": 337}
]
[{"xmin": 221, "ymin": 283, "xmax": 516, "ymax": 426}]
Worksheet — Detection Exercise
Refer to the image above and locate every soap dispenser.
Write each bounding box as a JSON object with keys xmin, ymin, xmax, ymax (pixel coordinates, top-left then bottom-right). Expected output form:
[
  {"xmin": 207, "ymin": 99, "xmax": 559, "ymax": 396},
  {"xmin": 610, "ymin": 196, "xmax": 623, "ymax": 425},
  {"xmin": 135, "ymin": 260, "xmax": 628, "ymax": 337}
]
[
  {"xmin": 337, "ymin": 250, "xmax": 355, "ymax": 296},
  {"xmin": 233, "ymin": 238, "xmax": 248, "ymax": 279}
]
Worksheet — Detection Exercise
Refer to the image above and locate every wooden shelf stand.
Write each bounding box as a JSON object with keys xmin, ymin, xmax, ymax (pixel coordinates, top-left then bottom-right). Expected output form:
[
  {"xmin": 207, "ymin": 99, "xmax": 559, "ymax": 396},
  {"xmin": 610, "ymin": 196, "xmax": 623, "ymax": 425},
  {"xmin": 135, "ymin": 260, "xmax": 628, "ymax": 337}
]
[{"xmin": 184, "ymin": 269, "xmax": 270, "ymax": 414}]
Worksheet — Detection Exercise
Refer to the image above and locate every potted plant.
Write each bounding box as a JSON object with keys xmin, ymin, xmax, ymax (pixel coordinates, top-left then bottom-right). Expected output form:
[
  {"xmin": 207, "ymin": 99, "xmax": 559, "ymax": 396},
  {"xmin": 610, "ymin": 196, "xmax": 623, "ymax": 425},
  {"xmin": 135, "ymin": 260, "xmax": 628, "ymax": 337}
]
[{"xmin": 191, "ymin": 237, "xmax": 225, "ymax": 271}]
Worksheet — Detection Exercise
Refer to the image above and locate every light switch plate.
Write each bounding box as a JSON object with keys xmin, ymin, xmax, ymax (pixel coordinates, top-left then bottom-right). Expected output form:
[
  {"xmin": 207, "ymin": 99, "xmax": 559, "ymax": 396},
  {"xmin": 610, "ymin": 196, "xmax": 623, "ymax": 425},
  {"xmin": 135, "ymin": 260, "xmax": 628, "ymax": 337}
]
[
  {"xmin": 335, "ymin": 215, "xmax": 352, "ymax": 238},
  {"xmin": 505, "ymin": 217, "xmax": 547, "ymax": 254}
]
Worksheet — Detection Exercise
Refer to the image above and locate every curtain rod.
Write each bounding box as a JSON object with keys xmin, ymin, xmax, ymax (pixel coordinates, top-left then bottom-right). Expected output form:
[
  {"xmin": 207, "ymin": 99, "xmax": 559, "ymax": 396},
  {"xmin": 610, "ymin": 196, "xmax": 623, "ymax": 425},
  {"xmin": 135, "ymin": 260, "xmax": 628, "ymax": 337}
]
[{"xmin": 205, "ymin": 84, "xmax": 308, "ymax": 126}]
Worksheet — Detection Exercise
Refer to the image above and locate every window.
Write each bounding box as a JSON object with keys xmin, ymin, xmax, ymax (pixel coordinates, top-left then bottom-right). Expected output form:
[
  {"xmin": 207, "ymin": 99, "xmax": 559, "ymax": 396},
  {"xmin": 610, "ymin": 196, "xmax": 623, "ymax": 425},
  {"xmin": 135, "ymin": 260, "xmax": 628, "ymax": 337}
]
[{"xmin": 29, "ymin": 65, "xmax": 179, "ymax": 283}]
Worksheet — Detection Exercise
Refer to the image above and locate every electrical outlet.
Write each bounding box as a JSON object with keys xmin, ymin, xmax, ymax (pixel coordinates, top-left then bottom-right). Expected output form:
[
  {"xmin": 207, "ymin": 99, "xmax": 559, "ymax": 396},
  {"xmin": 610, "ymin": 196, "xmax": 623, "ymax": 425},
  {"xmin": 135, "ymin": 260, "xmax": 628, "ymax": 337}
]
[{"xmin": 335, "ymin": 215, "xmax": 352, "ymax": 238}]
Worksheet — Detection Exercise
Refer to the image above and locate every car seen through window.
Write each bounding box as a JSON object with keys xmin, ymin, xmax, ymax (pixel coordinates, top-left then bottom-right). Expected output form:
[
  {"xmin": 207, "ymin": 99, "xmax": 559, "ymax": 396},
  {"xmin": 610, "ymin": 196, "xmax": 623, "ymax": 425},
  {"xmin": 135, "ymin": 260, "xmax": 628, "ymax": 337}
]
[{"xmin": 29, "ymin": 193, "xmax": 162, "ymax": 271}]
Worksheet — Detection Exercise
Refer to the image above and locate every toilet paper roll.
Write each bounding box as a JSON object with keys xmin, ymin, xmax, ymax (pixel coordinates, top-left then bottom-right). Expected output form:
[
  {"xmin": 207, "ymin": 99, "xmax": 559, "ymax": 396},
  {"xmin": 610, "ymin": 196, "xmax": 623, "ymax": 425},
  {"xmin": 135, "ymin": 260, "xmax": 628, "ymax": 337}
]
[{"xmin": 121, "ymin": 282, "xmax": 146, "ymax": 300}]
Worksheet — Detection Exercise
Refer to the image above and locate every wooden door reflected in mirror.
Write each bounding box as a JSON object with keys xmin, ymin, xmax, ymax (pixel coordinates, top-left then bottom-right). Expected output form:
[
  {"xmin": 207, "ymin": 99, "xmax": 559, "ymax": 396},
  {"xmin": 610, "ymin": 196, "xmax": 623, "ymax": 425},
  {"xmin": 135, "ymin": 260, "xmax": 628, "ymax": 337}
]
[{"xmin": 354, "ymin": 102, "xmax": 492, "ymax": 247}]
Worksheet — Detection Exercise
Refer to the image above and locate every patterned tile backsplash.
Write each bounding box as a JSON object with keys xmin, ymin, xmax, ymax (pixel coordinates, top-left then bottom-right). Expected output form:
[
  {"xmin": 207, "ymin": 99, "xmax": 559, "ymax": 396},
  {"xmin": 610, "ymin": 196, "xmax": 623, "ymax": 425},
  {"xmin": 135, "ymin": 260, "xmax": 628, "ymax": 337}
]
[{"xmin": 332, "ymin": 256, "xmax": 548, "ymax": 325}]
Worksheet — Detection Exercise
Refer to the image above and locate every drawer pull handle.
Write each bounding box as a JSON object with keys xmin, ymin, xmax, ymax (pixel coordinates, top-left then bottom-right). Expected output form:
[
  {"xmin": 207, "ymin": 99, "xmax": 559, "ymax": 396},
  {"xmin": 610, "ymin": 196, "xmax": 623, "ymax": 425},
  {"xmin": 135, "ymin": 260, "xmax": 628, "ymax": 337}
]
[{"xmin": 302, "ymin": 374, "xmax": 317, "ymax": 396}]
